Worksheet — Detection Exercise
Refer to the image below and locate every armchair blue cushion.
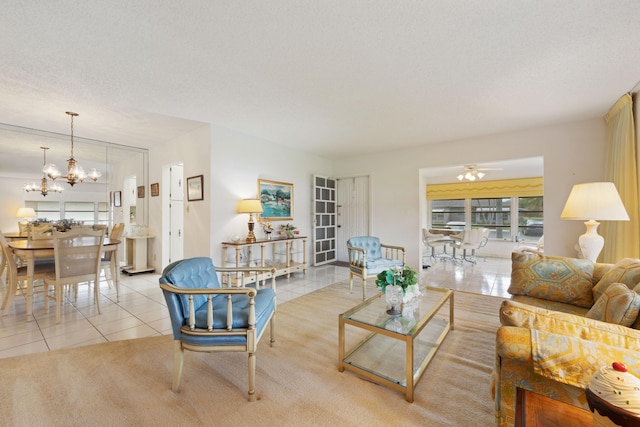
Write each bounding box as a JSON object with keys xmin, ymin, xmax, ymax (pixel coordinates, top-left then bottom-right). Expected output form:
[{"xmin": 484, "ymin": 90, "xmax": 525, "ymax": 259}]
[
  {"xmin": 159, "ymin": 257, "xmax": 276, "ymax": 401},
  {"xmin": 347, "ymin": 236, "xmax": 405, "ymax": 300}
]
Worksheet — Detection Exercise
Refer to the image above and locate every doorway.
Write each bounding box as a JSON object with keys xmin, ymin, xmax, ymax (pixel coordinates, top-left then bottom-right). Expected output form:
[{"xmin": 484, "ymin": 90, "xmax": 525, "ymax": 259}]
[{"xmin": 336, "ymin": 175, "xmax": 370, "ymax": 262}]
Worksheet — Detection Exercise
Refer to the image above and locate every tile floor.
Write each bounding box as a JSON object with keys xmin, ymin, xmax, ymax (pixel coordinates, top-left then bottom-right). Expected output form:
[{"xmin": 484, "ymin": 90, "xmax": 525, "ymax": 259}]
[{"xmin": 0, "ymin": 255, "xmax": 511, "ymax": 359}]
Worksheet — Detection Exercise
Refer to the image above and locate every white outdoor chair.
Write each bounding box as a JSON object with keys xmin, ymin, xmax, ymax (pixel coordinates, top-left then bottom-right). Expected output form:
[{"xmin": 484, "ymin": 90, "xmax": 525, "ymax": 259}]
[{"xmin": 450, "ymin": 228, "xmax": 490, "ymax": 263}]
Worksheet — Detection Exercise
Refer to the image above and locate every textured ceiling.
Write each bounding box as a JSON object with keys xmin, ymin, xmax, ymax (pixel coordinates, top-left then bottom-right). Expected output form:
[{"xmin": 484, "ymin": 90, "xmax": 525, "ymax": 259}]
[{"xmin": 1, "ymin": 0, "xmax": 640, "ymax": 165}]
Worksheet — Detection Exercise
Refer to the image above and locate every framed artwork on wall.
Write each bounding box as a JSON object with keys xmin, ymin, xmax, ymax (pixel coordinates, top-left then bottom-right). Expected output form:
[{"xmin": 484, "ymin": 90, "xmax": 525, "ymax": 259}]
[
  {"xmin": 187, "ymin": 174, "xmax": 204, "ymax": 201},
  {"xmin": 258, "ymin": 179, "xmax": 293, "ymax": 221},
  {"xmin": 137, "ymin": 186, "xmax": 145, "ymax": 198},
  {"xmin": 114, "ymin": 191, "xmax": 122, "ymax": 207},
  {"xmin": 150, "ymin": 183, "xmax": 159, "ymax": 197}
]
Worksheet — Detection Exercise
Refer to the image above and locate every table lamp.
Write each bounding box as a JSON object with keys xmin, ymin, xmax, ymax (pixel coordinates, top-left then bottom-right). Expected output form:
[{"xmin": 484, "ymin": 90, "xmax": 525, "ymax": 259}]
[
  {"xmin": 237, "ymin": 199, "xmax": 263, "ymax": 242},
  {"xmin": 16, "ymin": 207, "xmax": 36, "ymax": 224},
  {"xmin": 560, "ymin": 182, "xmax": 629, "ymax": 262}
]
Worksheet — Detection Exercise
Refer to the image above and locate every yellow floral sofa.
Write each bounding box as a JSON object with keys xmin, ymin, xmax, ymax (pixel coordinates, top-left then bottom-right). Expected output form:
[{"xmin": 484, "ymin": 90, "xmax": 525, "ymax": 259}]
[{"xmin": 492, "ymin": 252, "xmax": 640, "ymax": 427}]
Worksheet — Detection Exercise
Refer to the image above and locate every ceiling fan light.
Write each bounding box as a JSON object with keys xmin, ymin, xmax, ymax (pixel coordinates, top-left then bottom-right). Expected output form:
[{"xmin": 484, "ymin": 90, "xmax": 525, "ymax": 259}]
[
  {"xmin": 477, "ymin": 172, "xmax": 485, "ymax": 179},
  {"xmin": 457, "ymin": 174, "xmax": 464, "ymax": 181}
]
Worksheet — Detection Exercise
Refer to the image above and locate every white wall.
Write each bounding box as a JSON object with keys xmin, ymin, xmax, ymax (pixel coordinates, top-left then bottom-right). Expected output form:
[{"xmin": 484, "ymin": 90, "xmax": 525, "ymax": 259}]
[
  {"xmin": 333, "ymin": 118, "xmax": 607, "ymax": 268},
  {"xmin": 148, "ymin": 124, "xmax": 211, "ymax": 271},
  {"xmin": 209, "ymin": 126, "xmax": 333, "ymax": 266}
]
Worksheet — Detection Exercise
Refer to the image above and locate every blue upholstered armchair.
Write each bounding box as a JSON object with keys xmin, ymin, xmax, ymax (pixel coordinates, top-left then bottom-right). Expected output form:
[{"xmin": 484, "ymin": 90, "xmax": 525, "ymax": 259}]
[
  {"xmin": 159, "ymin": 257, "xmax": 276, "ymax": 401},
  {"xmin": 347, "ymin": 236, "xmax": 405, "ymax": 300}
]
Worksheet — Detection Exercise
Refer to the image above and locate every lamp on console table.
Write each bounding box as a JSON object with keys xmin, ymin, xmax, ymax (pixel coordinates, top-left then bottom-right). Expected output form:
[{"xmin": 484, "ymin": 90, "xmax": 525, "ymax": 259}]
[
  {"xmin": 560, "ymin": 182, "xmax": 629, "ymax": 262},
  {"xmin": 237, "ymin": 199, "xmax": 263, "ymax": 242}
]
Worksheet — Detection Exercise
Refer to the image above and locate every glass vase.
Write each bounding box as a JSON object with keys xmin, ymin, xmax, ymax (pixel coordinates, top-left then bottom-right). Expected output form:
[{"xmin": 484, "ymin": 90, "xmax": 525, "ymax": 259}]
[{"xmin": 385, "ymin": 284, "xmax": 403, "ymax": 316}]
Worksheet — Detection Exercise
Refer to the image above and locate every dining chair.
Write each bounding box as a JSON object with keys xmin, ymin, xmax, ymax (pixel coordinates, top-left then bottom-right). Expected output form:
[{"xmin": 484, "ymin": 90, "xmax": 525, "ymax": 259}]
[
  {"xmin": 29, "ymin": 223, "xmax": 53, "ymax": 240},
  {"xmin": 100, "ymin": 223, "xmax": 124, "ymax": 300},
  {"xmin": 43, "ymin": 228, "xmax": 105, "ymax": 323},
  {"xmin": 0, "ymin": 230, "xmax": 55, "ymax": 311}
]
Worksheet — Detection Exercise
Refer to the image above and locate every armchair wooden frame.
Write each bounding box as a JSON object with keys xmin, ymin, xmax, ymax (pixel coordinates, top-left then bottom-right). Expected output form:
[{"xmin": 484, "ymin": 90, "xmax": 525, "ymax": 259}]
[
  {"xmin": 160, "ymin": 262, "xmax": 277, "ymax": 402},
  {"xmin": 347, "ymin": 243, "xmax": 405, "ymax": 300}
]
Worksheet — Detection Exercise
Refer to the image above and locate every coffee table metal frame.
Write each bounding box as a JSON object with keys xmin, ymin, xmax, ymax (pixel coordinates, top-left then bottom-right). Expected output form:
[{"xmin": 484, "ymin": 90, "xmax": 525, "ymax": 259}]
[{"xmin": 338, "ymin": 286, "xmax": 454, "ymax": 402}]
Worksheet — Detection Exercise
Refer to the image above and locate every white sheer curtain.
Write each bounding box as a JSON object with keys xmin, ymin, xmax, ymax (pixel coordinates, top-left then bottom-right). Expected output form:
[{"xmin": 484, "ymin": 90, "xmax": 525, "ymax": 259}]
[{"xmin": 602, "ymin": 93, "xmax": 640, "ymax": 262}]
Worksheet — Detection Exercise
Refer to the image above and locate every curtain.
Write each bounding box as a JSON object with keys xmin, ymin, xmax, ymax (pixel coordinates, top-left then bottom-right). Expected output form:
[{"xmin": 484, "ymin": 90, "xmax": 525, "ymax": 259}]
[{"xmin": 602, "ymin": 93, "xmax": 640, "ymax": 262}]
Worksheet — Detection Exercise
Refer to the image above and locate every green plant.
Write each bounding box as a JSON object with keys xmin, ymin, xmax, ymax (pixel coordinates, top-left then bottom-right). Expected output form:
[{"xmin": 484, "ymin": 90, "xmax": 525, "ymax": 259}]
[{"xmin": 375, "ymin": 266, "xmax": 418, "ymax": 294}]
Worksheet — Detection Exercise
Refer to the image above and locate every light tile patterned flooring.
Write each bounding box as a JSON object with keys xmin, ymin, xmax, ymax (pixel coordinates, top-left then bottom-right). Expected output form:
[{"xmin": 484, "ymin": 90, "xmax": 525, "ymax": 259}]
[{"xmin": 0, "ymin": 256, "xmax": 511, "ymax": 359}]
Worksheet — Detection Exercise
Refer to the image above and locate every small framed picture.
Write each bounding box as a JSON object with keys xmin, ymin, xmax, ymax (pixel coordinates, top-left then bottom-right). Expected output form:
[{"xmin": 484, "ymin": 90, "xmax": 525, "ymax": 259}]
[
  {"xmin": 114, "ymin": 191, "xmax": 122, "ymax": 207},
  {"xmin": 187, "ymin": 174, "xmax": 204, "ymax": 201},
  {"xmin": 137, "ymin": 186, "xmax": 145, "ymax": 198},
  {"xmin": 150, "ymin": 183, "xmax": 159, "ymax": 197}
]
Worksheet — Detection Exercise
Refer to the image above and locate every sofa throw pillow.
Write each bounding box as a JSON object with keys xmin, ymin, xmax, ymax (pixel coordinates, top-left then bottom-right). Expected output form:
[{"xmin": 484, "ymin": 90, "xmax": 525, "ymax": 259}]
[
  {"xmin": 593, "ymin": 258, "xmax": 640, "ymax": 302},
  {"xmin": 508, "ymin": 252, "xmax": 594, "ymax": 308},
  {"xmin": 586, "ymin": 282, "xmax": 640, "ymax": 327}
]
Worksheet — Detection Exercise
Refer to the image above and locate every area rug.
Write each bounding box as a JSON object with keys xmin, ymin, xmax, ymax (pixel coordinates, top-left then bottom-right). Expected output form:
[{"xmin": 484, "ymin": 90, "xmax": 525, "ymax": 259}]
[{"xmin": 0, "ymin": 281, "xmax": 504, "ymax": 426}]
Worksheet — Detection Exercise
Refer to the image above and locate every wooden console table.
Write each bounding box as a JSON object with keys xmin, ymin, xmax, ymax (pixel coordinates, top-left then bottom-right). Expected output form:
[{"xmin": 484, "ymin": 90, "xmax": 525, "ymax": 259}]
[{"xmin": 221, "ymin": 236, "xmax": 307, "ymax": 286}]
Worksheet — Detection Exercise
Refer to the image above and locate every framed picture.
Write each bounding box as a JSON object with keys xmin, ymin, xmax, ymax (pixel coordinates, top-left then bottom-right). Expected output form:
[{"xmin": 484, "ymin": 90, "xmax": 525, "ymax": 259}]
[
  {"xmin": 114, "ymin": 191, "xmax": 122, "ymax": 207},
  {"xmin": 187, "ymin": 174, "xmax": 204, "ymax": 201},
  {"xmin": 150, "ymin": 183, "xmax": 159, "ymax": 197},
  {"xmin": 137, "ymin": 186, "xmax": 145, "ymax": 198},
  {"xmin": 258, "ymin": 179, "xmax": 293, "ymax": 220}
]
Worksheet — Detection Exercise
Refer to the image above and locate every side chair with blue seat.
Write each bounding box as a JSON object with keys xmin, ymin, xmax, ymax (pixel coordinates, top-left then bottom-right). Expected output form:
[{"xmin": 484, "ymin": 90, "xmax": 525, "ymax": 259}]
[
  {"xmin": 347, "ymin": 236, "xmax": 405, "ymax": 300},
  {"xmin": 159, "ymin": 257, "xmax": 277, "ymax": 401}
]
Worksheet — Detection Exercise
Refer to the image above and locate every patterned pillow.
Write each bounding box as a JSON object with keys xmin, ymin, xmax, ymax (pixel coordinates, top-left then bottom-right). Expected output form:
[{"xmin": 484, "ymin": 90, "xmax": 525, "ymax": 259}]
[
  {"xmin": 593, "ymin": 258, "xmax": 640, "ymax": 302},
  {"xmin": 509, "ymin": 252, "xmax": 594, "ymax": 308},
  {"xmin": 585, "ymin": 282, "xmax": 640, "ymax": 327}
]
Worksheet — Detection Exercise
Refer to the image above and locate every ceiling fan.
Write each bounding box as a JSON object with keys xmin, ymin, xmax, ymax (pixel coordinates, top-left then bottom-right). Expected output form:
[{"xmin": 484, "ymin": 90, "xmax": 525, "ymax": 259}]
[{"xmin": 456, "ymin": 164, "xmax": 503, "ymax": 181}]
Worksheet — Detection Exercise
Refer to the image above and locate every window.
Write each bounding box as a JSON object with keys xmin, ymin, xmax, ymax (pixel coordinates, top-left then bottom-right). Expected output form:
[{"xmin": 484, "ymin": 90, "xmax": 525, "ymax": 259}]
[
  {"xmin": 26, "ymin": 201, "xmax": 61, "ymax": 221},
  {"xmin": 471, "ymin": 198, "xmax": 511, "ymax": 240},
  {"xmin": 426, "ymin": 177, "xmax": 543, "ymax": 242},
  {"xmin": 429, "ymin": 196, "xmax": 543, "ymax": 242},
  {"xmin": 65, "ymin": 202, "xmax": 96, "ymax": 224},
  {"xmin": 518, "ymin": 196, "xmax": 543, "ymax": 241},
  {"xmin": 431, "ymin": 199, "xmax": 465, "ymax": 229}
]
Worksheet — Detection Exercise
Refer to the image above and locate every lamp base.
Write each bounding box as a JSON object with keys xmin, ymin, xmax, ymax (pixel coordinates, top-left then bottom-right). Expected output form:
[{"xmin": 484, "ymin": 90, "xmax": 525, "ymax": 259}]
[
  {"xmin": 578, "ymin": 220, "xmax": 604, "ymax": 262},
  {"xmin": 246, "ymin": 218, "xmax": 256, "ymax": 242}
]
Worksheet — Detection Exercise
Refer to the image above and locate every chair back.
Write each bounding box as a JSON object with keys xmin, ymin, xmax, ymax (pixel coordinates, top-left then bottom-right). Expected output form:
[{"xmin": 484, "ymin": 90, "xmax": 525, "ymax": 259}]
[
  {"xmin": 101, "ymin": 223, "xmax": 124, "ymax": 261},
  {"xmin": 18, "ymin": 222, "xmax": 29, "ymax": 235},
  {"xmin": 459, "ymin": 228, "xmax": 490, "ymax": 248},
  {"xmin": 110, "ymin": 223, "xmax": 125, "ymax": 241},
  {"xmin": 51, "ymin": 228, "xmax": 105, "ymax": 285},
  {"xmin": 29, "ymin": 224, "xmax": 53, "ymax": 240},
  {"xmin": 347, "ymin": 236, "xmax": 382, "ymax": 260},
  {"xmin": 0, "ymin": 230, "xmax": 18, "ymax": 283},
  {"xmin": 160, "ymin": 257, "xmax": 222, "ymax": 320}
]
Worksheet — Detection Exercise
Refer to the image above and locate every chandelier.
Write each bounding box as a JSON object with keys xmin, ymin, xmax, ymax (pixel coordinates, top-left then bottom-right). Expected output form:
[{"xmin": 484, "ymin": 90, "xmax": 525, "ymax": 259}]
[
  {"xmin": 62, "ymin": 111, "xmax": 101, "ymax": 186},
  {"xmin": 24, "ymin": 147, "xmax": 64, "ymax": 196},
  {"xmin": 457, "ymin": 165, "xmax": 485, "ymax": 182}
]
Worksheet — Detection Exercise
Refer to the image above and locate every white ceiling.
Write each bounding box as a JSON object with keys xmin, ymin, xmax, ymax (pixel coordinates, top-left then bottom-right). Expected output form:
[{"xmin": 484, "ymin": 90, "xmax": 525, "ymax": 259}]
[{"xmin": 1, "ymin": 1, "xmax": 639, "ymax": 169}]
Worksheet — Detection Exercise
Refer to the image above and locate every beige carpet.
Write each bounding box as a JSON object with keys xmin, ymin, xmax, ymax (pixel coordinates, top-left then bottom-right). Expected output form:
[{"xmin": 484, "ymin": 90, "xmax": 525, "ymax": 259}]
[{"xmin": 0, "ymin": 281, "xmax": 504, "ymax": 426}]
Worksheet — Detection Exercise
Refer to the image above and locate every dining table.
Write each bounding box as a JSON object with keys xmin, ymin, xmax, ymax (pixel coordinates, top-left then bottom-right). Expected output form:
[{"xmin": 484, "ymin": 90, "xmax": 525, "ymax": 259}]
[{"xmin": 6, "ymin": 237, "xmax": 121, "ymax": 320}]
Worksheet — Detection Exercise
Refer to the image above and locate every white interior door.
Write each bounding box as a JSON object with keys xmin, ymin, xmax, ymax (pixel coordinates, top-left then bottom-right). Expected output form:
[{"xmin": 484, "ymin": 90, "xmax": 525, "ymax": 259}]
[
  {"xmin": 337, "ymin": 176, "xmax": 370, "ymax": 262},
  {"xmin": 312, "ymin": 175, "xmax": 337, "ymax": 266},
  {"xmin": 169, "ymin": 164, "xmax": 184, "ymax": 263}
]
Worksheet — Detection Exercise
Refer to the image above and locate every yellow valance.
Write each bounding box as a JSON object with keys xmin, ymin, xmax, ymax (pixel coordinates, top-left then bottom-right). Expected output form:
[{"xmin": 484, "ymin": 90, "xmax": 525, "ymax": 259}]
[{"xmin": 426, "ymin": 177, "xmax": 543, "ymax": 200}]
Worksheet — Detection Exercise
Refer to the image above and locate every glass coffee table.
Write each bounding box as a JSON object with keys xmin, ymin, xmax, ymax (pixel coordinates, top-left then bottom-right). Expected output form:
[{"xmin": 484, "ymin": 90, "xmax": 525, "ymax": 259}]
[{"xmin": 338, "ymin": 286, "xmax": 454, "ymax": 402}]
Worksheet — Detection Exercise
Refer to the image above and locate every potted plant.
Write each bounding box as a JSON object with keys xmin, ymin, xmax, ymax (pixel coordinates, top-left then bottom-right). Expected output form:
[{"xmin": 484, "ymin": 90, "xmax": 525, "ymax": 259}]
[
  {"xmin": 280, "ymin": 223, "xmax": 297, "ymax": 238},
  {"xmin": 375, "ymin": 265, "xmax": 421, "ymax": 304}
]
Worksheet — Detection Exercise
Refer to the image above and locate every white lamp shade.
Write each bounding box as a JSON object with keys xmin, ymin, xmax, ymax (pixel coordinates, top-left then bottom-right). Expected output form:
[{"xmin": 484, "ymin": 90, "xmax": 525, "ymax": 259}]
[
  {"xmin": 16, "ymin": 207, "xmax": 36, "ymax": 219},
  {"xmin": 560, "ymin": 182, "xmax": 629, "ymax": 221},
  {"xmin": 236, "ymin": 199, "xmax": 263, "ymax": 214}
]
